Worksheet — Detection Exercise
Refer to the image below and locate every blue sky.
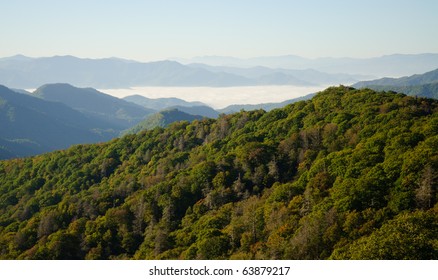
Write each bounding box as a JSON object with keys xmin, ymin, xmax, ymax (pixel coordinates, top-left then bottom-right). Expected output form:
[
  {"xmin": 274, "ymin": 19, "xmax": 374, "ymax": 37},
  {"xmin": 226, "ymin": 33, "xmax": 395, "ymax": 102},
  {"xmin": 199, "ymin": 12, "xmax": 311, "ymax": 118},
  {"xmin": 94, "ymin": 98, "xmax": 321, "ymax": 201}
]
[{"xmin": 1, "ymin": 0, "xmax": 438, "ymax": 61}]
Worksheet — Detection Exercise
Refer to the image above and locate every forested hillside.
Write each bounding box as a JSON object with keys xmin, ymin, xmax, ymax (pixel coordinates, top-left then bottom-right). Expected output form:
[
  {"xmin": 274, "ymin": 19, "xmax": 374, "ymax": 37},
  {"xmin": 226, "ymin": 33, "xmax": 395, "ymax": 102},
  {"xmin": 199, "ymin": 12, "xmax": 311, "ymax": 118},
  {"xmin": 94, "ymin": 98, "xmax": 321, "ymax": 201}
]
[
  {"xmin": 0, "ymin": 85, "xmax": 116, "ymax": 159},
  {"xmin": 0, "ymin": 86, "xmax": 437, "ymax": 260}
]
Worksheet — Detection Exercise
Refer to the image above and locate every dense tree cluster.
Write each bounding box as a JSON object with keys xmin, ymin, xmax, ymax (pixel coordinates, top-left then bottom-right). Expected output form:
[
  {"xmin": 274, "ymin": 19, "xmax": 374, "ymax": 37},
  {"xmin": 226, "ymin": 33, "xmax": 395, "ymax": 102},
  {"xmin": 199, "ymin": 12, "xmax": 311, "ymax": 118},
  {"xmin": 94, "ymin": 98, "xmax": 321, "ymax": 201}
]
[{"xmin": 0, "ymin": 86, "xmax": 437, "ymax": 259}]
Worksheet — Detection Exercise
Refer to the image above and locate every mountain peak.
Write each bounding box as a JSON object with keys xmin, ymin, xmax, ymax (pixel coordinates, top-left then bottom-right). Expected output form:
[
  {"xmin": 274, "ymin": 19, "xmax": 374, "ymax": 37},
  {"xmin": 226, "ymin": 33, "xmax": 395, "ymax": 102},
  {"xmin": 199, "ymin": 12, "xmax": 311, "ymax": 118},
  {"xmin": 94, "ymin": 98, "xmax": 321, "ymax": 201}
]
[
  {"xmin": 0, "ymin": 54, "xmax": 33, "ymax": 61},
  {"xmin": 11, "ymin": 54, "xmax": 31, "ymax": 59}
]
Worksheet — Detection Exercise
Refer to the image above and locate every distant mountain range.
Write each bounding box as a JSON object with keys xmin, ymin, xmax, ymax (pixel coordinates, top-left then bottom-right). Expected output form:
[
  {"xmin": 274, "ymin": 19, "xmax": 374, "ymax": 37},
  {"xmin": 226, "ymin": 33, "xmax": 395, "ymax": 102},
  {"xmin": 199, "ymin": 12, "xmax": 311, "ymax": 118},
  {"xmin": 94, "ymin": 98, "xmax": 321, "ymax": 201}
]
[
  {"xmin": 187, "ymin": 64, "xmax": 367, "ymax": 86},
  {"xmin": 353, "ymin": 68, "xmax": 438, "ymax": 99},
  {"xmin": 0, "ymin": 55, "xmax": 251, "ymax": 88},
  {"xmin": 176, "ymin": 53, "xmax": 438, "ymax": 77},
  {"xmin": 5, "ymin": 54, "xmax": 438, "ymax": 89}
]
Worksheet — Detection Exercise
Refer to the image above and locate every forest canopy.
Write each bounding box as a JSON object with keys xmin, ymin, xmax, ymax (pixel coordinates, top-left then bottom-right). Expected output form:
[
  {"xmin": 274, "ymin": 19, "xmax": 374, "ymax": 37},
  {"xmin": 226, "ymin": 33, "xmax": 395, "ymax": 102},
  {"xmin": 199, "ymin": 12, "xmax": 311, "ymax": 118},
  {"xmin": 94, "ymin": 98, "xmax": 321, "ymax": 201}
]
[{"xmin": 0, "ymin": 86, "xmax": 437, "ymax": 259}]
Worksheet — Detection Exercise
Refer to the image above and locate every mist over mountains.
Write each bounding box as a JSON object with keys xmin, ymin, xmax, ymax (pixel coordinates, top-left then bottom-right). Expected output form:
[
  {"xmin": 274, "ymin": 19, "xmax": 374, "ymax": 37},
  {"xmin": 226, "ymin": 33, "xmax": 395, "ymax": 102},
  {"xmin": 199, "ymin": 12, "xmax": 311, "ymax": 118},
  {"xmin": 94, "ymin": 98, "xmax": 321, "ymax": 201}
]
[
  {"xmin": 1, "ymin": 82, "xmax": 311, "ymax": 159},
  {"xmin": 123, "ymin": 95, "xmax": 206, "ymax": 110},
  {"xmin": 1, "ymin": 53, "xmax": 438, "ymax": 260},
  {"xmin": 2, "ymin": 53, "xmax": 438, "ymax": 160},
  {"xmin": 33, "ymin": 84, "xmax": 153, "ymax": 129},
  {"xmin": 176, "ymin": 53, "xmax": 438, "ymax": 77},
  {"xmin": 2, "ymin": 53, "xmax": 438, "ymax": 89}
]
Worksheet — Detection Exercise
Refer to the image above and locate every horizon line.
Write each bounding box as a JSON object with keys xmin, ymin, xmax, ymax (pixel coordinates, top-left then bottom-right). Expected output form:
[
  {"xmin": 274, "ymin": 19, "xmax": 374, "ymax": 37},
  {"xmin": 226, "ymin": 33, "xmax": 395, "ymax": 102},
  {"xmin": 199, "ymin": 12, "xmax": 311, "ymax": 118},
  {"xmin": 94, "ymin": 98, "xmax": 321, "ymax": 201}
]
[{"xmin": 3, "ymin": 52, "xmax": 438, "ymax": 63}]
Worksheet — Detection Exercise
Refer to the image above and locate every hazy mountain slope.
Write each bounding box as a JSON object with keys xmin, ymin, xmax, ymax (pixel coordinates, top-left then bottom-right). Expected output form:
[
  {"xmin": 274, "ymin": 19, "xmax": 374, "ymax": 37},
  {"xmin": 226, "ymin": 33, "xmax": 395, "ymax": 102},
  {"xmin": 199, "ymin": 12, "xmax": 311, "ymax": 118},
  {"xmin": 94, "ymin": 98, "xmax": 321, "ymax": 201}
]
[
  {"xmin": 0, "ymin": 138, "xmax": 39, "ymax": 159},
  {"xmin": 219, "ymin": 93, "xmax": 315, "ymax": 114},
  {"xmin": 0, "ymin": 56, "xmax": 253, "ymax": 88},
  {"xmin": 124, "ymin": 108, "xmax": 206, "ymax": 134},
  {"xmin": 123, "ymin": 95, "xmax": 206, "ymax": 110},
  {"xmin": 189, "ymin": 63, "xmax": 369, "ymax": 85},
  {"xmin": 0, "ymin": 86, "xmax": 436, "ymax": 260},
  {"xmin": 356, "ymin": 83, "xmax": 438, "ymax": 100},
  {"xmin": 353, "ymin": 68, "xmax": 438, "ymax": 99},
  {"xmin": 354, "ymin": 68, "xmax": 438, "ymax": 88},
  {"xmin": 3, "ymin": 54, "xmax": 438, "ymax": 89},
  {"xmin": 0, "ymin": 85, "xmax": 116, "ymax": 159},
  {"xmin": 178, "ymin": 53, "xmax": 438, "ymax": 77},
  {"xmin": 256, "ymin": 72, "xmax": 314, "ymax": 86},
  {"xmin": 10, "ymin": 88, "xmax": 31, "ymax": 95},
  {"xmin": 167, "ymin": 105, "xmax": 219, "ymax": 119},
  {"xmin": 33, "ymin": 84, "xmax": 154, "ymax": 129}
]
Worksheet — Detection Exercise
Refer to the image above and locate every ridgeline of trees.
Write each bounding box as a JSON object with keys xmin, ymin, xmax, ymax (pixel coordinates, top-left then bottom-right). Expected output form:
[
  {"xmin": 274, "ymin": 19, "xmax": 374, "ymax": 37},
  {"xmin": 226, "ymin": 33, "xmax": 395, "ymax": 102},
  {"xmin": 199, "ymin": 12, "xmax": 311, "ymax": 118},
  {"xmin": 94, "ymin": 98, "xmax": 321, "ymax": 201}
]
[{"xmin": 0, "ymin": 86, "xmax": 437, "ymax": 259}]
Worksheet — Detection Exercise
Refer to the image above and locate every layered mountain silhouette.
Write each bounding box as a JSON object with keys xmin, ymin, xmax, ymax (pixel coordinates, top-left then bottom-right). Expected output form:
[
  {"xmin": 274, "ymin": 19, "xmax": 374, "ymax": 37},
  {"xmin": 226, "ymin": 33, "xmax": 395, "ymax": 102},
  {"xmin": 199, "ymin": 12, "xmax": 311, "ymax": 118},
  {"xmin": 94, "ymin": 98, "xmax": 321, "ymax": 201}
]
[
  {"xmin": 124, "ymin": 93, "xmax": 317, "ymax": 118},
  {"xmin": 33, "ymin": 84, "xmax": 153, "ymax": 129},
  {"xmin": 0, "ymin": 56, "xmax": 252, "ymax": 88},
  {"xmin": 5, "ymin": 65, "xmax": 438, "ymax": 161},
  {"xmin": 0, "ymin": 85, "xmax": 116, "ymax": 159},
  {"xmin": 123, "ymin": 95, "xmax": 206, "ymax": 110},
  {"xmin": 1, "ymin": 82, "xmax": 323, "ymax": 159},
  {"xmin": 188, "ymin": 64, "xmax": 368, "ymax": 86},
  {"xmin": 1, "ymin": 54, "xmax": 420, "ymax": 89},
  {"xmin": 0, "ymin": 83, "xmax": 162, "ymax": 159},
  {"xmin": 124, "ymin": 108, "xmax": 206, "ymax": 135},
  {"xmin": 354, "ymin": 68, "xmax": 438, "ymax": 99},
  {"xmin": 218, "ymin": 93, "xmax": 315, "ymax": 114},
  {"xmin": 177, "ymin": 53, "xmax": 438, "ymax": 77}
]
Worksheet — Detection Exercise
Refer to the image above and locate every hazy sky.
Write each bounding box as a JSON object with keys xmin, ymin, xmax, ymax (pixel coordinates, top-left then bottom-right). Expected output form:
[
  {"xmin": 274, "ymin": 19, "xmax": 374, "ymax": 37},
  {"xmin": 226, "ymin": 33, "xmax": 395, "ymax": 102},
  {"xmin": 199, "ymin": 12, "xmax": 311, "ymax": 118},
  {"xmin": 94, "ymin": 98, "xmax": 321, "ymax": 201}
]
[{"xmin": 2, "ymin": 0, "xmax": 437, "ymax": 61}]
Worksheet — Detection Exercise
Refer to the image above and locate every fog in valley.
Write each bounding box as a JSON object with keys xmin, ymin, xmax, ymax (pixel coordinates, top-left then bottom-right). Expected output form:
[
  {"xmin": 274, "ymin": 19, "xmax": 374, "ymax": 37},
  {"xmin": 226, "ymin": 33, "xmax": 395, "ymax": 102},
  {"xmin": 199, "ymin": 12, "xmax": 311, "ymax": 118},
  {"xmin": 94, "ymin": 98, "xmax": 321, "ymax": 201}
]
[{"xmin": 101, "ymin": 85, "xmax": 326, "ymax": 109}]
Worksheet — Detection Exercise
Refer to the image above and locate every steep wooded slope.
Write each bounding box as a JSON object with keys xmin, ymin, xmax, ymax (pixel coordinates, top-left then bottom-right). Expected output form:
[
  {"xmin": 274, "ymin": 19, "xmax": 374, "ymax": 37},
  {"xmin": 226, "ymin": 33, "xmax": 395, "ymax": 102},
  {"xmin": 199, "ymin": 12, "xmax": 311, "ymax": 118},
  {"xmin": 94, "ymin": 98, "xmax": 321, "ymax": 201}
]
[{"xmin": 0, "ymin": 86, "xmax": 437, "ymax": 260}]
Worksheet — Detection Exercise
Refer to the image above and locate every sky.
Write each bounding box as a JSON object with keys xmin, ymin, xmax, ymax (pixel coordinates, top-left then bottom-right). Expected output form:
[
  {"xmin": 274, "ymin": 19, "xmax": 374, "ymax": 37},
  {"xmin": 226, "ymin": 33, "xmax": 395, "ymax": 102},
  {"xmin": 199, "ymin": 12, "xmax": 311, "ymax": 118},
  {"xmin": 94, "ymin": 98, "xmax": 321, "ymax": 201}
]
[{"xmin": 1, "ymin": 0, "xmax": 438, "ymax": 61}]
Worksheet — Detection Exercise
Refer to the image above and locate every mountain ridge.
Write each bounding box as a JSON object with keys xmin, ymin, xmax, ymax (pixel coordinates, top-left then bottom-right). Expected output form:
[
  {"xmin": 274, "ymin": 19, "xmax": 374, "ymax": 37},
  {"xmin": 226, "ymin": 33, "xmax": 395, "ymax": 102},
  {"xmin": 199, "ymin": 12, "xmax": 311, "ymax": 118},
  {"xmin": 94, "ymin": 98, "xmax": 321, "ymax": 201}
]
[
  {"xmin": 354, "ymin": 68, "xmax": 438, "ymax": 87},
  {"xmin": 0, "ymin": 86, "xmax": 436, "ymax": 259},
  {"xmin": 123, "ymin": 95, "xmax": 206, "ymax": 110},
  {"xmin": 353, "ymin": 68, "xmax": 438, "ymax": 99},
  {"xmin": 123, "ymin": 108, "xmax": 206, "ymax": 135},
  {"xmin": 176, "ymin": 53, "xmax": 438, "ymax": 77},
  {"xmin": 0, "ymin": 56, "xmax": 251, "ymax": 88},
  {"xmin": 0, "ymin": 85, "xmax": 116, "ymax": 159},
  {"xmin": 3, "ymin": 54, "xmax": 438, "ymax": 89},
  {"xmin": 33, "ymin": 83, "xmax": 154, "ymax": 129}
]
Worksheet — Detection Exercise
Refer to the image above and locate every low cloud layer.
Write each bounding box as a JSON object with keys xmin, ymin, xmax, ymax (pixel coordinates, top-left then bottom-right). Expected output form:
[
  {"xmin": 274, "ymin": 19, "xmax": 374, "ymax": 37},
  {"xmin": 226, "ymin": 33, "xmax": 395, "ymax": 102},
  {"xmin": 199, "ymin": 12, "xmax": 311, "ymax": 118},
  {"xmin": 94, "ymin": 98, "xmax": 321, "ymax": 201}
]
[{"xmin": 102, "ymin": 86, "xmax": 325, "ymax": 109}]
